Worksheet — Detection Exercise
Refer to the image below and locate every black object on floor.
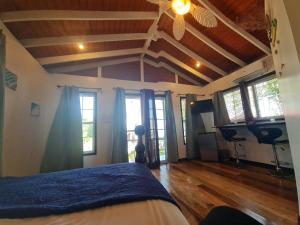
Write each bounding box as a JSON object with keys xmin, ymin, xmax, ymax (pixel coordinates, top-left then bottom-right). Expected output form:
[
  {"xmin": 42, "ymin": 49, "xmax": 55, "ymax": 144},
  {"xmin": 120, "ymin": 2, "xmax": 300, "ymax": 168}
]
[{"xmin": 200, "ymin": 206, "xmax": 262, "ymax": 225}]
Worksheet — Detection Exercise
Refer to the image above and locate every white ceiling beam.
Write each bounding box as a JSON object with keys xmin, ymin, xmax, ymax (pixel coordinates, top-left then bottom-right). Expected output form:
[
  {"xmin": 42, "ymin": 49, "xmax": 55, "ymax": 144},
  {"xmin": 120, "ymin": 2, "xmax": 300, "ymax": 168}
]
[
  {"xmin": 0, "ymin": 10, "xmax": 158, "ymax": 22},
  {"xmin": 158, "ymin": 31, "xmax": 227, "ymax": 76},
  {"xmin": 197, "ymin": 0, "xmax": 271, "ymax": 54},
  {"xmin": 143, "ymin": 58, "xmax": 202, "ymax": 86},
  {"xmin": 38, "ymin": 48, "xmax": 143, "ymax": 65},
  {"xmin": 146, "ymin": 50, "xmax": 213, "ymax": 83},
  {"xmin": 46, "ymin": 56, "xmax": 141, "ymax": 74},
  {"xmin": 21, "ymin": 33, "xmax": 150, "ymax": 48},
  {"xmin": 164, "ymin": 11, "xmax": 246, "ymax": 67}
]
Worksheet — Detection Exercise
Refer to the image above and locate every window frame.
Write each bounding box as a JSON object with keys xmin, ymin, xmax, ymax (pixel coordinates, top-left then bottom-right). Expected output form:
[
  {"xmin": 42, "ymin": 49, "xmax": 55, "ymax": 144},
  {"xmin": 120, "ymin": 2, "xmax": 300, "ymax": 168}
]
[
  {"xmin": 180, "ymin": 97, "xmax": 187, "ymax": 145},
  {"xmin": 80, "ymin": 92, "xmax": 97, "ymax": 156},
  {"xmin": 155, "ymin": 94, "xmax": 167, "ymax": 163},
  {"xmin": 246, "ymin": 74, "xmax": 284, "ymax": 120}
]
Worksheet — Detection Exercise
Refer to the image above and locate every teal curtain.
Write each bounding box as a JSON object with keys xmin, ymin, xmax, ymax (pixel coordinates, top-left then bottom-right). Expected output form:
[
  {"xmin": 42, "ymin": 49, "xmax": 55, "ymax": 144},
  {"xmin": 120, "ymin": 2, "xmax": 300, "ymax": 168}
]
[
  {"xmin": 165, "ymin": 91, "xmax": 178, "ymax": 163},
  {"xmin": 0, "ymin": 32, "xmax": 5, "ymax": 176},
  {"xmin": 141, "ymin": 89, "xmax": 160, "ymax": 168},
  {"xmin": 111, "ymin": 88, "xmax": 128, "ymax": 163},
  {"xmin": 186, "ymin": 94, "xmax": 198, "ymax": 159},
  {"xmin": 212, "ymin": 91, "xmax": 230, "ymax": 127},
  {"xmin": 41, "ymin": 86, "xmax": 83, "ymax": 173}
]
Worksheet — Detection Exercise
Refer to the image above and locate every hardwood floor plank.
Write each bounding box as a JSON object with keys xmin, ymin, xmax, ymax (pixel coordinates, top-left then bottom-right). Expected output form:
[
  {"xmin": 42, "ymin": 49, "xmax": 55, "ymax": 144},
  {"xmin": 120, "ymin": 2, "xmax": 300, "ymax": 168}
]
[{"xmin": 152, "ymin": 161, "xmax": 298, "ymax": 225}]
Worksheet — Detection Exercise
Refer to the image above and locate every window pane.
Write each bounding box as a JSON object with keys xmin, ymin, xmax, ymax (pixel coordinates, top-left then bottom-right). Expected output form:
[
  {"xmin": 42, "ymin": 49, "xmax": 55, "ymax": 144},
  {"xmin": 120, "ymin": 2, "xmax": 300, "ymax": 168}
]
[
  {"xmin": 127, "ymin": 131, "xmax": 138, "ymax": 141},
  {"xmin": 156, "ymin": 109, "xmax": 164, "ymax": 120},
  {"xmin": 82, "ymin": 96, "xmax": 94, "ymax": 110},
  {"xmin": 159, "ymin": 140, "xmax": 166, "ymax": 161},
  {"xmin": 157, "ymin": 119, "xmax": 165, "ymax": 130},
  {"xmin": 128, "ymin": 141, "xmax": 137, "ymax": 163},
  {"xmin": 126, "ymin": 97, "xmax": 142, "ymax": 130},
  {"xmin": 155, "ymin": 99, "xmax": 164, "ymax": 110},
  {"xmin": 158, "ymin": 129, "xmax": 165, "ymax": 139},
  {"xmin": 224, "ymin": 89, "xmax": 245, "ymax": 122},
  {"xmin": 253, "ymin": 78, "xmax": 283, "ymax": 118},
  {"xmin": 80, "ymin": 93, "xmax": 96, "ymax": 154},
  {"xmin": 82, "ymin": 109, "xmax": 94, "ymax": 122},
  {"xmin": 126, "ymin": 96, "xmax": 142, "ymax": 162},
  {"xmin": 83, "ymin": 137, "xmax": 93, "ymax": 152},
  {"xmin": 82, "ymin": 123, "xmax": 93, "ymax": 138}
]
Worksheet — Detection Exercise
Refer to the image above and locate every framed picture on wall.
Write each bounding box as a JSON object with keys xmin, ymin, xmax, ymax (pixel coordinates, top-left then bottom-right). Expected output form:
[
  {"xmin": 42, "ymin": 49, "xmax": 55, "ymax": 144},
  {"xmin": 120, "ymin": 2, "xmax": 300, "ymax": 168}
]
[{"xmin": 31, "ymin": 102, "xmax": 40, "ymax": 117}]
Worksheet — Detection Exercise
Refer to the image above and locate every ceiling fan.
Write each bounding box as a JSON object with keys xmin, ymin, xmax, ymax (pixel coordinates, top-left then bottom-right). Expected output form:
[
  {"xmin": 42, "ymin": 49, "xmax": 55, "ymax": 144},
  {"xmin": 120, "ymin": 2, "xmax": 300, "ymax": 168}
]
[{"xmin": 146, "ymin": 0, "xmax": 218, "ymax": 41}]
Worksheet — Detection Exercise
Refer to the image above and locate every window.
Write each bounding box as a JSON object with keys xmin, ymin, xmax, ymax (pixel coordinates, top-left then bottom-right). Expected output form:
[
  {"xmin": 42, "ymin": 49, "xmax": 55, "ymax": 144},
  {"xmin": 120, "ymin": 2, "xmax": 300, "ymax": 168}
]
[
  {"xmin": 155, "ymin": 97, "xmax": 167, "ymax": 162},
  {"xmin": 125, "ymin": 95, "xmax": 142, "ymax": 163},
  {"xmin": 180, "ymin": 97, "xmax": 187, "ymax": 144},
  {"xmin": 125, "ymin": 94, "xmax": 167, "ymax": 163},
  {"xmin": 223, "ymin": 89, "xmax": 245, "ymax": 122},
  {"xmin": 248, "ymin": 77, "xmax": 283, "ymax": 118},
  {"xmin": 80, "ymin": 92, "xmax": 97, "ymax": 155}
]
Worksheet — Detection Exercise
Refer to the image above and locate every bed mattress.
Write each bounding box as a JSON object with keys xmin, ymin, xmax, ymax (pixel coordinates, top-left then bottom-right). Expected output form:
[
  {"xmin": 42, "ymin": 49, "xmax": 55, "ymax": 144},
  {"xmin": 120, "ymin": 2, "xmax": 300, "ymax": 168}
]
[{"xmin": 0, "ymin": 200, "xmax": 189, "ymax": 225}]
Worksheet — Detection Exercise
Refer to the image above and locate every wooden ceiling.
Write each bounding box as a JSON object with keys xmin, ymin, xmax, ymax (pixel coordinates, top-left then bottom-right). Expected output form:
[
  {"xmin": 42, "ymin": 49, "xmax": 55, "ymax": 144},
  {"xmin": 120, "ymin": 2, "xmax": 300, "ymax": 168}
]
[{"xmin": 0, "ymin": 0, "xmax": 270, "ymax": 86}]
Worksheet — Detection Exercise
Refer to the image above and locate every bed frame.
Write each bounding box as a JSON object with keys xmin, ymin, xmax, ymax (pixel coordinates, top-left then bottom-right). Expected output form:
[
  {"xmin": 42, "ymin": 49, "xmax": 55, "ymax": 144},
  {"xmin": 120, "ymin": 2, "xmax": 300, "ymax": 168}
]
[{"xmin": 134, "ymin": 125, "xmax": 146, "ymax": 164}]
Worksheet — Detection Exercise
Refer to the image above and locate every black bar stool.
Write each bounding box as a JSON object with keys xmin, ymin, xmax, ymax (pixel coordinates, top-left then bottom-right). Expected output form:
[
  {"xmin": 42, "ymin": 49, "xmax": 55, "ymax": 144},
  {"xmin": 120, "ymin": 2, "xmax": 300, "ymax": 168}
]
[
  {"xmin": 219, "ymin": 128, "xmax": 246, "ymax": 166},
  {"xmin": 249, "ymin": 126, "xmax": 291, "ymax": 178}
]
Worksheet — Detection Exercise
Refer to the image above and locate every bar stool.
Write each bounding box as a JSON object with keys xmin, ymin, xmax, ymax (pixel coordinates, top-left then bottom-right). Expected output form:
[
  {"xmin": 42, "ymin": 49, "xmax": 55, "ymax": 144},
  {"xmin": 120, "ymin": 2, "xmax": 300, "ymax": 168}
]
[
  {"xmin": 219, "ymin": 128, "xmax": 246, "ymax": 166},
  {"xmin": 250, "ymin": 126, "xmax": 291, "ymax": 178}
]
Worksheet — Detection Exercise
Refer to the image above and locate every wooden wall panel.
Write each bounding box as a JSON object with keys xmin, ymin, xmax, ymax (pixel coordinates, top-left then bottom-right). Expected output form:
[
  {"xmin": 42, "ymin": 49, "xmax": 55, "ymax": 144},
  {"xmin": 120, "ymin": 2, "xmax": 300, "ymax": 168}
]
[
  {"xmin": 44, "ymin": 54, "xmax": 141, "ymax": 70},
  {"xmin": 28, "ymin": 40, "xmax": 145, "ymax": 58},
  {"xmin": 178, "ymin": 76, "xmax": 195, "ymax": 85},
  {"xmin": 5, "ymin": 20, "xmax": 153, "ymax": 39},
  {"xmin": 102, "ymin": 61, "xmax": 140, "ymax": 81},
  {"xmin": 206, "ymin": 0, "xmax": 269, "ymax": 46},
  {"xmin": 149, "ymin": 39, "xmax": 223, "ymax": 80},
  {"xmin": 145, "ymin": 55, "xmax": 208, "ymax": 85},
  {"xmin": 144, "ymin": 63, "xmax": 176, "ymax": 83},
  {"xmin": 68, "ymin": 68, "xmax": 98, "ymax": 77},
  {"xmin": 158, "ymin": 15, "xmax": 240, "ymax": 73},
  {"xmin": 0, "ymin": 0, "xmax": 158, "ymax": 12}
]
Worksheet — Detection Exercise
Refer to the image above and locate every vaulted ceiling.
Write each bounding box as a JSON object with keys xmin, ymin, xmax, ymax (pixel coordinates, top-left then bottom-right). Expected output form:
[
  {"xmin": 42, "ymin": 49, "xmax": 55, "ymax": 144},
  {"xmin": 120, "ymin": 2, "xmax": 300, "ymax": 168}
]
[{"xmin": 0, "ymin": 0, "xmax": 270, "ymax": 86}]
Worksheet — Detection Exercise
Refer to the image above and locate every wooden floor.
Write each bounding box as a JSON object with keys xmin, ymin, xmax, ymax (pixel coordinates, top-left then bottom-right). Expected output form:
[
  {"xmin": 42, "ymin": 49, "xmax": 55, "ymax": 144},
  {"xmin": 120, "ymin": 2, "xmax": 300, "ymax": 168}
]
[{"xmin": 152, "ymin": 161, "xmax": 298, "ymax": 225}]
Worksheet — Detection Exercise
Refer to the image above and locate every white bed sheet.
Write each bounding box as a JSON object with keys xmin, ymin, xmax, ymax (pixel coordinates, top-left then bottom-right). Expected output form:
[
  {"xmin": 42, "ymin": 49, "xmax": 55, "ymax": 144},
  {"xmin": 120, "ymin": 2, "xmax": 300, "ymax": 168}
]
[{"xmin": 0, "ymin": 200, "xmax": 189, "ymax": 225}]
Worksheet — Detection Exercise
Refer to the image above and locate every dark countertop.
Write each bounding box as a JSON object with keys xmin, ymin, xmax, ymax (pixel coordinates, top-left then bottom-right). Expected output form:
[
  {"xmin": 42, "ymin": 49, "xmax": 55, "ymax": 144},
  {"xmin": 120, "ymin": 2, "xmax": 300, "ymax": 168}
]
[{"xmin": 217, "ymin": 120, "xmax": 286, "ymax": 128}]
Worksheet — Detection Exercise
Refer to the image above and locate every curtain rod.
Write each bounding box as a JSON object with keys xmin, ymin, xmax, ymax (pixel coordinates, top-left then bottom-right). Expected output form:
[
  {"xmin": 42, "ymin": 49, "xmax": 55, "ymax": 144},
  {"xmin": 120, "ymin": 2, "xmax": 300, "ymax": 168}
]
[{"xmin": 57, "ymin": 85, "xmax": 102, "ymax": 92}]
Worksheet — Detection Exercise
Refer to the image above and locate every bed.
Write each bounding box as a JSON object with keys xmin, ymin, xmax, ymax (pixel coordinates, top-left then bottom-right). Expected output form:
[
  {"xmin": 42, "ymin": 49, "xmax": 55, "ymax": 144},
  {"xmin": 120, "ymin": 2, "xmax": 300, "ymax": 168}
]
[{"xmin": 0, "ymin": 163, "xmax": 189, "ymax": 225}]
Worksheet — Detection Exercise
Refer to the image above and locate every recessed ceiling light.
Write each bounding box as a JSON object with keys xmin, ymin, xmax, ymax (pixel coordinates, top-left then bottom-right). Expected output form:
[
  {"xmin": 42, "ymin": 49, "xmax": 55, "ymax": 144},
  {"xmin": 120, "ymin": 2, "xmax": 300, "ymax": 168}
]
[
  {"xmin": 78, "ymin": 43, "xmax": 85, "ymax": 50},
  {"xmin": 196, "ymin": 62, "xmax": 201, "ymax": 68}
]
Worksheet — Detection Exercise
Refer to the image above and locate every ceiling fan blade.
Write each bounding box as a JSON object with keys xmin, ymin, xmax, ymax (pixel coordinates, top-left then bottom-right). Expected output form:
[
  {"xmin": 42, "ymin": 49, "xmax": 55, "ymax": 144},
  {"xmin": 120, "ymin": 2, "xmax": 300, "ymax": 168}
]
[
  {"xmin": 146, "ymin": 0, "xmax": 160, "ymax": 4},
  {"xmin": 191, "ymin": 5, "xmax": 218, "ymax": 28},
  {"xmin": 173, "ymin": 15, "xmax": 185, "ymax": 41}
]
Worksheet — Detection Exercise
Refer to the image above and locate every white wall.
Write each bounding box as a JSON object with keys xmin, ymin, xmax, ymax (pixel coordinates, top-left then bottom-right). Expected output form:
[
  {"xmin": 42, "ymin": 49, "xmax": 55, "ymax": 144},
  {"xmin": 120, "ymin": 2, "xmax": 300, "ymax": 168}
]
[
  {"xmin": 49, "ymin": 74, "xmax": 203, "ymax": 167},
  {"xmin": 267, "ymin": 0, "xmax": 300, "ymax": 213},
  {"xmin": 1, "ymin": 22, "xmax": 58, "ymax": 176}
]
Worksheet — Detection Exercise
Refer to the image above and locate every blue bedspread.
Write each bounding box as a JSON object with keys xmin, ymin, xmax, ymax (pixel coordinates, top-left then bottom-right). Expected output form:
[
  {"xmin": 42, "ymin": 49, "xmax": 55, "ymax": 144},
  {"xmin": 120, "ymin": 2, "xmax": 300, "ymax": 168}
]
[{"xmin": 0, "ymin": 163, "xmax": 177, "ymax": 219}]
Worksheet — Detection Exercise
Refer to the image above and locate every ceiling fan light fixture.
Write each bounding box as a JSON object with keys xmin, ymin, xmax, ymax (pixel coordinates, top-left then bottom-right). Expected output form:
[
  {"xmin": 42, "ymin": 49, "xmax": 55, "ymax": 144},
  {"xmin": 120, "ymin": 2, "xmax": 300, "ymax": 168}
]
[{"xmin": 172, "ymin": 0, "xmax": 191, "ymax": 15}]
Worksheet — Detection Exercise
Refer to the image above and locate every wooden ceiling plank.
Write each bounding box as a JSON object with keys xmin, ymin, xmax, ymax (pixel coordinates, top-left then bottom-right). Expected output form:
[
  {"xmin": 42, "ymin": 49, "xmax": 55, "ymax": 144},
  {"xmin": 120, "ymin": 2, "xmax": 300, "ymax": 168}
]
[
  {"xmin": 38, "ymin": 48, "xmax": 143, "ymax": 65},
  {"xmin": 143, "ymin": 58, "xmax": 202, "ymax": 86},
  {"xmin": 0, "ymin": 10, "xmax": 158, "ymax": 22},
  {"xmin": 47, "ymin": 56, "xmax": 141, "ymax": 74},
  {"xmin": 21, "ymin": 33, "xmax": 150, "ymax": 48},
  {"xmin": 158, "ymin": 31, "xmax": 227, "ymax": 76},
  {"xmin": 197, "ymin": 0, "xmax": 271, "ymax": 54},
  {"xmin": 146, "ymin": 50, "xmax": 213, "ymax": 83},
  {"xmin": 163, "ymin": 11, "xmax": 246, "ymax": 67}
]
